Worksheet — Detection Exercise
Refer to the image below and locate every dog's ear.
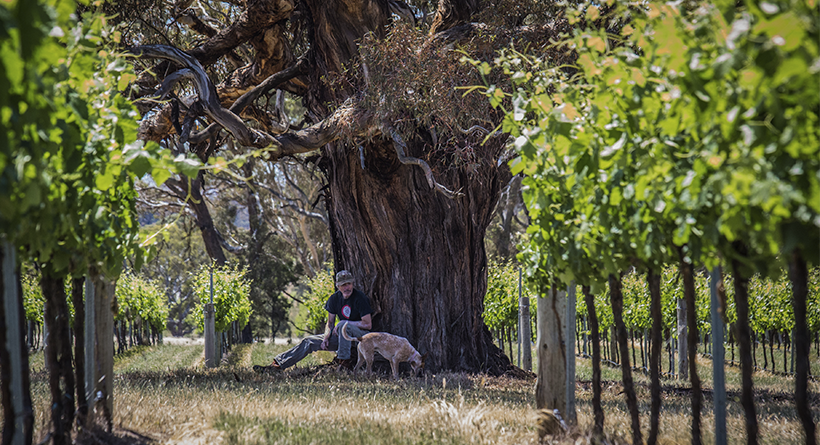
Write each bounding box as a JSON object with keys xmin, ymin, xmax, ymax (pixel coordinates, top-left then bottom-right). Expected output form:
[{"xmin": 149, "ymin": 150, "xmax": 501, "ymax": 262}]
[{"xmin": 421, "ymin": 353, "xmax": 428, "ymax": 363}]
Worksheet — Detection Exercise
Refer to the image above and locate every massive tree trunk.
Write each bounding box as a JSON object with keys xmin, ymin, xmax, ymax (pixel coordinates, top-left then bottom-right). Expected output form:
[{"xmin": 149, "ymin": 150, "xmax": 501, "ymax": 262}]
[
  {"xmin": 323, "ymin": 137, "xmax": 508, "ymax": 372},
  {"xmin": 304, "ymin": 0, "xmax": 510, "ymax": 373}
]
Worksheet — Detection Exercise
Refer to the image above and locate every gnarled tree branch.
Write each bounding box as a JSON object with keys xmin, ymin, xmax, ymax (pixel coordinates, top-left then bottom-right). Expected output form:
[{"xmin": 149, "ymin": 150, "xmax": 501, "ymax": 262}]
[
  {"xmin": 132, "ymin": 45, "xmax": 375, "ymax": 163},
  {"xmin": 385, "ymin": 124, "xmax": 462, "ymax": 199},
  {"xmin": 129, "ymin": 45, "xmax": 274, "ymax": 148},
  {"xmin": 186, "ymin": 57, "xmax": 309, "ymax": 147}
]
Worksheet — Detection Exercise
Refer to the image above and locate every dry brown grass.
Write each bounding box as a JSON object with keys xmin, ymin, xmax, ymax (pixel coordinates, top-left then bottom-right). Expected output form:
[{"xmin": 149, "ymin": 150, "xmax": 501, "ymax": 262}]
[{"xmin": 18, "ymin": 343, "xmax": 820, "ymax": 444}]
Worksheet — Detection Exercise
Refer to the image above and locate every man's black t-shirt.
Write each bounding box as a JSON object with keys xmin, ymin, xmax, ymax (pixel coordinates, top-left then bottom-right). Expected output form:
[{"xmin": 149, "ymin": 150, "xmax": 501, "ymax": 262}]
[{"xmin": 324, "ymin": 289, "xmax": 372, "ymax": 321}]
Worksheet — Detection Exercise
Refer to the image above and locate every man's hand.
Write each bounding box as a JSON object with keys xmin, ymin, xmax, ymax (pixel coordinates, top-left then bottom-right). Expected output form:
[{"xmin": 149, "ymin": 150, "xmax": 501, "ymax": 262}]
[{"xmin": 323, "ymin": 314, "xmax": 336, "ymax": 350}]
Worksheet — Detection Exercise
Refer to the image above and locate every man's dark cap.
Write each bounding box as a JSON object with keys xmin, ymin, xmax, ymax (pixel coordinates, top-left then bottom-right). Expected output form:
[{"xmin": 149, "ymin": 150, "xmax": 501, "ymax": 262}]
[{"xmin": 336, "ymin": 270, "xmax": 354, "ymax": 285}]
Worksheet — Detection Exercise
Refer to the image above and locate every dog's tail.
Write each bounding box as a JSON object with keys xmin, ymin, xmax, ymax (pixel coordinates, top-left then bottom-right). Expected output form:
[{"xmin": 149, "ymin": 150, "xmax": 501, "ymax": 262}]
[{"xmin": 341, "ymin": 322, "xmax": 363, "ymax": 342}]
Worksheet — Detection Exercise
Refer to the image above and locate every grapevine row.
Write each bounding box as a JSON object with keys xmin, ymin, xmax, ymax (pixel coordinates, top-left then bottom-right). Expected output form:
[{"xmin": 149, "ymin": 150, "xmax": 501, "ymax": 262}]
[{"xmin": 477, "ymin": 1, "xmax": 819, "ymax": 442}]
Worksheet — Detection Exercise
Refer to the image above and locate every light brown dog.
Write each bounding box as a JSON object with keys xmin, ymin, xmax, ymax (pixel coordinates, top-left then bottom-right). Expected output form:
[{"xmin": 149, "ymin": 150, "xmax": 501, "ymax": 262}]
[{"xmin": 342, "ymin": 323, "xmax": 427, "ymax": 379}]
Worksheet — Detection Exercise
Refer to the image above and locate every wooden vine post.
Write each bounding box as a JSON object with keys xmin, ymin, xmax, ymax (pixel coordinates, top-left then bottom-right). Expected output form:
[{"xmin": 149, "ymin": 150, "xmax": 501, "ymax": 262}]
[
  {"xmin": 710, "ymin": 267, "xmax": 727, "ymax": 445},
  {"xmin": 83, "ymin": 277, "xmax": 96, "ymax": 421},
  {"xmin": 518, "ymin": 267, "xmax": 532, "ymax": 372},
  {"xmin": 204, "ymin": 265, "xmax": 217, "ymax": 368},
  {"xmin": 564, "ymin": 283, "xmax": 576, "ymax": 425},
  {"xmin": 89, "ymin": 271, "xmax": 116, "ymax": 431},
  {"xmin": 1, "ymin": 241, "xmax": 33, "ymax": 445},
  {"xmin": 535, "ymin": 285, "xmax": 567, "ymax": 417},
  {"xmin": 677, "ymin": 295, "xmax": 688, "ymax": 381}
]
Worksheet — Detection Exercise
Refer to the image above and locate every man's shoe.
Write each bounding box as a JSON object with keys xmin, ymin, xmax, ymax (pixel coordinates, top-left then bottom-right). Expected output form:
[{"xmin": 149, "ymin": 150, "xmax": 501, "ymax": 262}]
[
  {"xmin": 336, "ymin": 358, "xmax": 354, "ymax": 371},
  {"xmin": 253, "ymin": 363, "xmax": 282, "ymax": 373}
]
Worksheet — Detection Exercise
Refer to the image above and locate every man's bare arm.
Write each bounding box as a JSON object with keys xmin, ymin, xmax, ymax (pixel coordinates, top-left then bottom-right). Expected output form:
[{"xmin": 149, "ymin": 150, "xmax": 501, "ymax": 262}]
[
  {"xmin": 348, "ymin": 314, "xmax": 372, "ymax": 330},
  {"xmin": 321, "ymin": 314, "xmax": 336, "ymax": 350}
]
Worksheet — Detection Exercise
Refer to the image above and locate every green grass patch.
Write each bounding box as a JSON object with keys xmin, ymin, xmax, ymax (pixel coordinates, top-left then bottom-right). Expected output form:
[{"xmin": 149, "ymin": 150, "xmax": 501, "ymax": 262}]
[
  {"xmin": 214, "ymin": 412, "xmax": 465, "ymax": 445},
  {"xmin": 115, "ymin": 344, "xmax": 204, "ymax": 373},
  {"xmin": 27, "ymin": 350, "xmax": 45, "ymax": 373}
]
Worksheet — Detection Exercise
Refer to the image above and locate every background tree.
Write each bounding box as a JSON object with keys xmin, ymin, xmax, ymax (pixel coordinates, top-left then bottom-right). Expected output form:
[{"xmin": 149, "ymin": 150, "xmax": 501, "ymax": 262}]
[{"xmin": 135, "ymin": 219, "xmax": 210, "ymax": 336}]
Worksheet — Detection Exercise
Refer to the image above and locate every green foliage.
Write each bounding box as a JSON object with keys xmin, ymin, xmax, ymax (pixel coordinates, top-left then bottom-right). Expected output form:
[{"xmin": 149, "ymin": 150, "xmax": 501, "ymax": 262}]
[
  {"xmin": 621, "ymin": 271, "xmax": 653, "ymax": 331},
  {"xmin": 22, "ymin": 273, "xmax": 44, "ymax": 325},
  {"xmin": 21, "ymin": 266, "xmax": 74, "ymax": 323},
  {"xmin": 191, "ymin": 263, "xmax": 252, "ymax": 332},
  {"xmin": 483, "ymin": 259, "xmax": 535, "ymax": 332},
  {"xmin": 476, "ymin": 0, "xmax": 818, "ymax": 318},
  {"xmin": 809, "ymin": 268, "xmax": 820, "ymax": 333},
  {"xmin": 297, "ymin": 269, "xmax": 336, "ymax": 334},
  {"xmin": 575, "ymin": 267, "xmax": 820, "ymax": 339},
  {"xmin": 115, "ymin": 273, "xmax": 168, "ymax": 332},
  {"xmin": 0, "ymin": 0, "xmax": 201, "ymax": 278}
]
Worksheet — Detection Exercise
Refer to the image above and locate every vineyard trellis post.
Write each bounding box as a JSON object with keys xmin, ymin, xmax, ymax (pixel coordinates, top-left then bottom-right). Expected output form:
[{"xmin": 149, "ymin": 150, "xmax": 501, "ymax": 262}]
[
  {"xmin": 2, "ymin": 240, "xmax": 33, "ymax": 445},
  {"xmin": 70, "ymin": 278, "xmax": 86, "ymax": 428},
  {"xmin": 677, "ymin": 295, "xmax": 687, "ymax": 381},
  {"xmin": 89, "ymin": 272, "xmax": 115, "ymax": 431},
  {"xmin": 564, "ymin": 282, "xmax": 576, "ymax": 425},
  {"xmin": 83, "ymin": 277, "xmax": 95, "ymax": 416},
  {"xmin": 205, "ymin": 265, "xmax": 217, "ymax": 368},
  {"xmin": 790, "ymin": 328, "xmax": 795, "ymax": 374},
  {"xmin": 519, "ymin": 267, "xmax": 532, "ymax": 372},
  {"xmin": 710, "ymin": 267, "xmax": 727, "ymax": 445},
  {"xmin": 535, "ymin": 285, "xmax": 567, "ymax": 416}
]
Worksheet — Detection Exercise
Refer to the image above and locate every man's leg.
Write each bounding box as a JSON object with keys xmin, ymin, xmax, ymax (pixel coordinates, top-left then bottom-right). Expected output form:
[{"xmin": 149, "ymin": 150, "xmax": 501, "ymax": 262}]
[
  {"xmin": 335, "ymin": 321, "xmax": 368, "ymax": 360},
  {"xmin": 273, "ymin": 334, "xmax": 325, "ymax": 369}
]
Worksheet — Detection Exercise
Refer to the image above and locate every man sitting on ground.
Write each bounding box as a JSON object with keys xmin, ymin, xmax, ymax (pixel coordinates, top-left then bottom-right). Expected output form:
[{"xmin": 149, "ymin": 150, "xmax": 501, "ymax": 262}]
[{"xmin": 254, "ymin": 269, "xmax": 372, "ymax": 372}]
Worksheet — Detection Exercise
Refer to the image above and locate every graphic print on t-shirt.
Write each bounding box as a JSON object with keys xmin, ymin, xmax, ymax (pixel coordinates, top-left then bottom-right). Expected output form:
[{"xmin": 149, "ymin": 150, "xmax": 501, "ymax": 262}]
[{"xmin": 342, "ymin": 305, "xmax": 351, "ymax": 319}]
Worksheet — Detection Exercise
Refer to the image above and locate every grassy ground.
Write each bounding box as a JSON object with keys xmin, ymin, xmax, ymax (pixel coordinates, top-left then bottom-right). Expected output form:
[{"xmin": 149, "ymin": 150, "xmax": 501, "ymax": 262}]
[{"xmin": 20, "ymin": 341, "xmax": 820, "ymax": 444}]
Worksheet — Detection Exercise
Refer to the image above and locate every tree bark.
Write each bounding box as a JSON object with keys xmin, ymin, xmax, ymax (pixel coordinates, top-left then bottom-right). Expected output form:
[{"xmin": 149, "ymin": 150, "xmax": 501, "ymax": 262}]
[
  {"xmin": 430, "ymin": 0, "xmax": 480, "ymax": 34},
  {"xmin": 495, "ymin": 175, "xmax": 522, "ymax": 260},
  {"xmin": 71, "ymin": 277, "xmax": 88, "ymax": 427},
  {"xmin": 42, "ymin": 270, "xmax": 76, "ymax": 445},
  {"xmin": 322, "ymin": 137, "xmax": 509, "ymax": 372},
  {"xmin": 789, "ymin": 248, "xmax": 817, "ymax": 445},
  {"xmin": 731, "ymin": 243, "xmax": 758, "ymax": 445},
  {"xmin": 680, "ymin": 255, "xmax": 702, "ymax": 445},
  {"xmin": 582, "ymin": 285, "xmax": 604, "ymax": 435},
  {"xmin": 648, "ymin": 269, "xmax": 663, "ymax": 445},
  {"xmin": 609, "ymin": 273, "xmax": 642, "ymax": 445}
]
